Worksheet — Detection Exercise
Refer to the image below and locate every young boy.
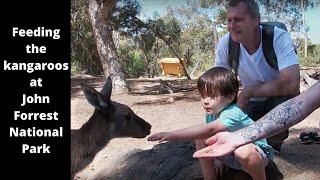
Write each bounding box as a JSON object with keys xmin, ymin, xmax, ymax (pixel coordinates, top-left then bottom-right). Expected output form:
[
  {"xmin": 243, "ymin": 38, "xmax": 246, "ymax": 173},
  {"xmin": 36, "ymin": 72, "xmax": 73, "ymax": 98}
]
[{"xmin": 148, "ymin": 67, "xmax": 273, "ymax": 180}]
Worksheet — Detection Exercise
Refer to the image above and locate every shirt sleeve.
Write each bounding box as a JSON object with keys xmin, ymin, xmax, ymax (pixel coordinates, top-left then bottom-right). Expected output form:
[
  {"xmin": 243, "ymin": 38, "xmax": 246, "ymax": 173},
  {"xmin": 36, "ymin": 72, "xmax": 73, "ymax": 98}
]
[
  {"xmin": 273, "ymin": 27, "xmax": 299, "ymax": 71},
  {"xmin": 215, "ymin": 33, "xmax": 231, "ymax": 70},
  {"xmin": 216, "ymin": 108, "xmax": 242, "ymax": 132},
  {"xmin": 205, "ymin": 114, "xmax": 215, "ymax": 123}
]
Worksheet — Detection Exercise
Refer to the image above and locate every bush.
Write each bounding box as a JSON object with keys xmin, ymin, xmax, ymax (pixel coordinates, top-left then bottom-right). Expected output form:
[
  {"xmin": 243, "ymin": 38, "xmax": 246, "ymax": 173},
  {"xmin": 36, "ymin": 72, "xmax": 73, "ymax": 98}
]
[
  {"xmin": 299, "ymin": 44, "xmax": 320, "ymax": 66},
  {"xmin": 118, "ymin": 45, "xmax": 146, "ymax": 78}
]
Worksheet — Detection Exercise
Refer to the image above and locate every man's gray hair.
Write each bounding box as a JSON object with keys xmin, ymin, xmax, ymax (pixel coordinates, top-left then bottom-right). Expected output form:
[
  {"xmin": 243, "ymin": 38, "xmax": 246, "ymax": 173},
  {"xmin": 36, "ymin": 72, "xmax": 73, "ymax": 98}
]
[{"xmin": 228, "ymin": 0, "xmax": 260, "ymax": 17}]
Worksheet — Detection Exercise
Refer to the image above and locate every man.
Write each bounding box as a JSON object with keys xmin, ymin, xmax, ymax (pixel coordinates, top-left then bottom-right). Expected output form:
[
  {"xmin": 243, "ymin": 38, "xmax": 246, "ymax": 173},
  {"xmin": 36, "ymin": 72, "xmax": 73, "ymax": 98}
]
[
  {"xmin": 215, "ymin": 0, "xmax": 300, "ymax": 153},
  {"xmin": 193, "ymin": 81, "xmax": 320, "ymax": 158}
]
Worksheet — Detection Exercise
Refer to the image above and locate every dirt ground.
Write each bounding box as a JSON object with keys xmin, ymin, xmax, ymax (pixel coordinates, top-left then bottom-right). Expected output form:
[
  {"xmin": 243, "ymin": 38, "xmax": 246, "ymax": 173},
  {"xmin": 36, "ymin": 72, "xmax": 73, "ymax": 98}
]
[{"xmin": 71, "ymin": 74, "xmax": 320, "ymax": 180}]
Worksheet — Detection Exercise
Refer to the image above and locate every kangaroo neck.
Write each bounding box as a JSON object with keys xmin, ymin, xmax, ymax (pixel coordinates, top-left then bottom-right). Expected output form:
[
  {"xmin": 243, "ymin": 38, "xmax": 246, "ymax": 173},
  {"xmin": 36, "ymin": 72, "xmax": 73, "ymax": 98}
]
[{"xmin": 71, "ymin": 115, "xmax": 111, "ymax": 178}]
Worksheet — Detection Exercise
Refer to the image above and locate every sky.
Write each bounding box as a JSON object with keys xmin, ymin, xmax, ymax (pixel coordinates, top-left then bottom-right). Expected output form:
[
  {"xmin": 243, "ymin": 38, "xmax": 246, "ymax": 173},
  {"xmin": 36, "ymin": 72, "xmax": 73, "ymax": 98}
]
[{"xmin": 137, "ymin": 0, "xmax": 320, "ymax": 44}]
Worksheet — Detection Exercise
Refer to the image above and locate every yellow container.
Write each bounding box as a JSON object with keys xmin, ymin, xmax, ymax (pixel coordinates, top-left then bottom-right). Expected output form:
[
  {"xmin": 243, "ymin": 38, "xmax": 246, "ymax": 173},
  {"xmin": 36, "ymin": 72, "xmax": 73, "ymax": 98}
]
[{"xmin": 159, "ymin": 58, "xmax": 187, "ymax": 77}]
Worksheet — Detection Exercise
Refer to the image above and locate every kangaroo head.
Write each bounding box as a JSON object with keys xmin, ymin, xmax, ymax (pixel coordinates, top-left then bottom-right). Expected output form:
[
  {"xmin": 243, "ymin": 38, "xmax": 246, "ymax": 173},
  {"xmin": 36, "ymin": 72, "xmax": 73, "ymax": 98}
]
[{"xmin": 80, "ymin": 76, "xmax": 151, "ymax": 139}]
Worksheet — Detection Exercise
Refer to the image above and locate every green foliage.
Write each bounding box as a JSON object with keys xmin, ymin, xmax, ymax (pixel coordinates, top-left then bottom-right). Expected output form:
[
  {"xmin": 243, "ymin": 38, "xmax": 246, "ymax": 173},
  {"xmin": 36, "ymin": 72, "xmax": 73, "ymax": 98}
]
[
  {"xmin": 299, "ymin": 44, "xmax": 320, "ymax": 66},
  {"xmin": 180, "ymin": 15, "xmax": 214, "ymax": 67},
  {"xmin": 134, "ymin": 32, "xmax": 158, "ymax": 77},
  {"xmin": 124, "ymin": 51, "xmax": 145, "ymax": 78},
  {"xmin": 71, "ymin": 0, "xmax": 144, "ymax": 76},
  {"xmin": 147, "ymin": 3, "xmax": 219, "ymax": 78},
  {"xmin": 150, "ymin": 16, "xmax": 182, "ymax": 46},
  {"xmin": 258, "ymin": 0, "xmax": 320, "ymax": 32},
  {"xmin": 72, "ymin": 0, "xmax": 319, "ymax": 79},
  {"xmin": 295, "ymin": 38, "xmax": 320, "ymax": 66},
  {"xmin": 71, "ymin": 0, "xmax": 102, "ymax": 75},
  {"xmin": 198, "ymin": 0, "xmax": 228, "ymax": 8},
  {"xmin": 216, "ymin": 9, "xmax": 227, "ymax": 27},
  {"xmin": 300, "ymin": 56, "xmax": 320, "ymax": 66},
  {"xmin": 117, "ymin": 40, "xmax": 146, "ymax": 78},
  {"xmin": 135, "ymin": 33, "xmax": 155, "ymax": 53},
  {"xmin": 110, "ymin": 0, "xmax": 144, "ymax": 35}
]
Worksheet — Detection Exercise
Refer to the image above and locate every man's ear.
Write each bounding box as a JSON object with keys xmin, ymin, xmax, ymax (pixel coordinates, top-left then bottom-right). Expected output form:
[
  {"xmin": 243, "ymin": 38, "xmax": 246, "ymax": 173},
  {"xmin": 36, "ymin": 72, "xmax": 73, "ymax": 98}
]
[{"xmin": 255, "ymin": 15, "xmax": 260, "ymax": 25}]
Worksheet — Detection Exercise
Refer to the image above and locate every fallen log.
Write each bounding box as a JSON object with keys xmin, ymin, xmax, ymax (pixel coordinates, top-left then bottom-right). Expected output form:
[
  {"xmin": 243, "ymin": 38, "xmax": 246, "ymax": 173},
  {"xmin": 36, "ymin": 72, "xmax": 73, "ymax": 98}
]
[{"xmin": 301, "ymin": 70, "xmax": 318, "ymax": 87}]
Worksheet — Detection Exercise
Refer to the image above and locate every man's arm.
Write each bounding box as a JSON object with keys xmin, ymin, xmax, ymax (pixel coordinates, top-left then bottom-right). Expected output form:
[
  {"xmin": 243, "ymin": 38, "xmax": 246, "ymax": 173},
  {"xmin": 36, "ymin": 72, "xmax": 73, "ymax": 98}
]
[
  {"xmin": 237, "ymin": 65, "xmax": 300, "ymax": 109},
  {"xmin": 193, "ymin": 81, "xmax": 320, "ymax": 158},
  {"xmin": 238, "ymin": 29, "xmax": 300, "ymax": 108},
  {"xmin": 246, "ymin": 65, "xmax": 300, "ymax": 97},
  {"xmin": 236, "ymin": 80, "xmax": 319, "ymax": 143}
]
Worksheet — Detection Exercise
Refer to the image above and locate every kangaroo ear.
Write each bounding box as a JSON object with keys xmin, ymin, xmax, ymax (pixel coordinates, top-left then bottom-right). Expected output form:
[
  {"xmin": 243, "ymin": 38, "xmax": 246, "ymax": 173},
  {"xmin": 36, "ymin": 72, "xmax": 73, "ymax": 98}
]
[
  {"xmin": 100, "ymin": 76, "xmax": 112, "ymax": 102},
  {"xmin": 81, "ymin": 83, "xmax": 109, "ymax": 110}
]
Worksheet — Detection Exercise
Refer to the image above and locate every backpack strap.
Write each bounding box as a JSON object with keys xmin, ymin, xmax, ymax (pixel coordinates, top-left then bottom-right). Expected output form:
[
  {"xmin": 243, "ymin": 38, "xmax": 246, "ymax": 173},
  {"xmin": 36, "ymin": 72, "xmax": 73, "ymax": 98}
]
[
  {"xmin": 261, "ymin": 25, "xmax": 278, "ymax": 70},
  {"xmin": 228, "ymin": 24, "xmax": 283, "ymax": 73},
  {"xmin": 228, "ymin": 34, "xmax": 240, "ymax": 75}
]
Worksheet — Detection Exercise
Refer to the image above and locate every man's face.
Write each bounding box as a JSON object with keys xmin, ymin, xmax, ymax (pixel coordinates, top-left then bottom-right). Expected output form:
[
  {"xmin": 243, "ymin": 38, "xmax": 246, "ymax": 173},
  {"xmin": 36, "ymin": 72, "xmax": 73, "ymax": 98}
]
[{"xmin": 227, "ymin": 2, "xmax": 259, "ymax": 43}]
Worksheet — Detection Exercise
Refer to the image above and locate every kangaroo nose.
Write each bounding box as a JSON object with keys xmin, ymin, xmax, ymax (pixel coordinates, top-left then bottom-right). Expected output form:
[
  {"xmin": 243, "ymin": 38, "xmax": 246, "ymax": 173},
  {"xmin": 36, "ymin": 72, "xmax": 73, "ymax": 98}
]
[
  {"xmin": 145, "ymin": 123, "xmax": 151, "ymax": 135},
  {"xmin": 146, "ymin": 122, "xmax": 152, "ymax": 130},
  {"xmin": 136, "ymin": 114, "xmax": 152, "ymax": 131}
]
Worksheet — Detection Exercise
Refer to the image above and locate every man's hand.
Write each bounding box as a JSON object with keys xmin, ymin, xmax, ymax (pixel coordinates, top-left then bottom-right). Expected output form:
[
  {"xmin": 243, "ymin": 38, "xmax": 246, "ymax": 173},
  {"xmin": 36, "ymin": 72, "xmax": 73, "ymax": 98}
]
[
  {"xmin": 237, "ymin": 87, "xmax": 252, "ymax": 110},
  {"xmin": 192, "ymin": 131, "xmax": 244, "ymax": 158},
  {"xmin": 147, "ymin": 132, "xmax": 170, "ymax": 143}
]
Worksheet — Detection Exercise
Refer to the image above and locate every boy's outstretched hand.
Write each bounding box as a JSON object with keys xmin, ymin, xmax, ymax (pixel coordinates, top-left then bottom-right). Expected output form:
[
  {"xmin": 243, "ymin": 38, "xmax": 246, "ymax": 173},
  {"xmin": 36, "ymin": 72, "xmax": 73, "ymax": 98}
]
[
  {"xmin": 147, "ymin": 132, "xmax": 170, "ymax": 143},
  {"xmin": 192, "ymin": 131, "xmax": 244, "ymax": 158}
]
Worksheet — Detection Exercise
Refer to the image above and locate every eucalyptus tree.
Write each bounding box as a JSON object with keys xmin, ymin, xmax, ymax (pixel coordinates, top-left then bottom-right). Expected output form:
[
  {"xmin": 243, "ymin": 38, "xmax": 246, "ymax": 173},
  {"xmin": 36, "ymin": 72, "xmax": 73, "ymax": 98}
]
[
  {"xmin": 85, "ymin": 0, "xmax": 146, "ymax": 92},
  {"xmin": 71, "ymin": 0, "xmax": 102, "ymax": 74},
  {"xmin": 259, "ymin": 0, "xmax": 320, "ymax": 57},
  {"xmin": 199, "ymin": 0, "xmax": 319, "ymax": 58},
  {"xmin": 147, "ymin": 15, "xmax": 192, "ymax": 79},
  {"xmin": 134, "ymin": 31, "xmax": 157, "ymax": 77}
]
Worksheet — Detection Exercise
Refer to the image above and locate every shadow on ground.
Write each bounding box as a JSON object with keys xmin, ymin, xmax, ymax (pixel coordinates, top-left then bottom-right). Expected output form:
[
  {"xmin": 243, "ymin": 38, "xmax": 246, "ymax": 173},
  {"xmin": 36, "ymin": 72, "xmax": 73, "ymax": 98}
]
[
  {"xmin": 71, "ymin": 74, "xmax": 106, "ymax": 98},
  {"xmin": 71, "ymin": 75, "xmax": 201, "ymax": 103},
  {"xmin": 272, "ymin": 126, "xmax": 320, "ymax": 179},
  {"xmin": 126, "ymin": 78, "xmax": 198, "ymax": 95}
]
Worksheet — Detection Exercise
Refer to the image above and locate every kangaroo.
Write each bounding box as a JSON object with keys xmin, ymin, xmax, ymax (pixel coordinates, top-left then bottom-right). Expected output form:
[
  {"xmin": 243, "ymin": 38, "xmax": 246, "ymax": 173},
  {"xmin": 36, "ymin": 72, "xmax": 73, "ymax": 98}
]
[
  {"xmin": 71, "ymin": 76, "xmax": 152, "ymax": 179},
  {"xmin": 159, "ymin": 79, "xmax": 173, "ymax": 94}
]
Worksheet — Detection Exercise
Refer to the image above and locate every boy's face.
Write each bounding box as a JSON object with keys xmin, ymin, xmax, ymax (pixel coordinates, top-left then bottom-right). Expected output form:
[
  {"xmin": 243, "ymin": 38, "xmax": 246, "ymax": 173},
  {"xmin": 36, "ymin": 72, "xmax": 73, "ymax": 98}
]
[{"xmin": 201, "ymin": 95, "xmax": 231, "ymax": 115}]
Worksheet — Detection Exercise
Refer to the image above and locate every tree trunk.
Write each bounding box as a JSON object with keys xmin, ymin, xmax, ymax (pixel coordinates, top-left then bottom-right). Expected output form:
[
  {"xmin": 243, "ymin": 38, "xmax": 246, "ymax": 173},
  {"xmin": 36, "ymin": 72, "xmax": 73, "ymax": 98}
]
[
  {"xmin": 301, "ymin": 0, "xmax": 308, "ymax": 58},
  {"xmin": 212, "ymin": 22, "xmax": 219, "ymax": 52},
  {"xmin": 141, "ymin": 51, "xmax": 151, "ymax": 77},
  {"xmin": 87, "ymin": 0, "xmax": 127, "ymax": 93}
]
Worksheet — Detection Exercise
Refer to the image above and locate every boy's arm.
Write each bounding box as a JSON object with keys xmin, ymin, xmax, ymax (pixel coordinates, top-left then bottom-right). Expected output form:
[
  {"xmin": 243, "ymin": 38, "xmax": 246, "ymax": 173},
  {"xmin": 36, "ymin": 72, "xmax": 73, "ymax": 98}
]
[{"xmin": 147, "ymin": 121, "xmax": 227, "ymax": 142}]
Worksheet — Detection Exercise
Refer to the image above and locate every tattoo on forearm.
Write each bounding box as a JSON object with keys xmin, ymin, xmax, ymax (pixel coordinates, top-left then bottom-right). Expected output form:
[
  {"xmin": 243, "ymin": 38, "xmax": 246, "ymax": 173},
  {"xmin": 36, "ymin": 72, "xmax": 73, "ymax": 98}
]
[
  {"xmin": 240, "ymin": 127, "xmax": 258, "ymax": 142},
  {"xmin": 241, "ymin": 99, "xmax": 304, "ymax": 143}
]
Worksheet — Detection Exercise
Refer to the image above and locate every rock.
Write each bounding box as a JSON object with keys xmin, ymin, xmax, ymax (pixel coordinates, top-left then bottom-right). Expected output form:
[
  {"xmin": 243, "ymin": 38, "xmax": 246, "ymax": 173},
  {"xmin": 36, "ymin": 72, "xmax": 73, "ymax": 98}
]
[{"xmin": 94, "ymin": 142, "xmax": 283, "ymax": 180}]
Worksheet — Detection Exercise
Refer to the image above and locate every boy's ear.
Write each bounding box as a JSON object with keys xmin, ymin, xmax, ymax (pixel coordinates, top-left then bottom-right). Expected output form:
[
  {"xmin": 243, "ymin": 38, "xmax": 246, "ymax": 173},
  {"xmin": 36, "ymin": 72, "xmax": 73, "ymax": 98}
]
[{"xmin": 226, "ymin": 94, "xmax": 236, "ymax": 104}]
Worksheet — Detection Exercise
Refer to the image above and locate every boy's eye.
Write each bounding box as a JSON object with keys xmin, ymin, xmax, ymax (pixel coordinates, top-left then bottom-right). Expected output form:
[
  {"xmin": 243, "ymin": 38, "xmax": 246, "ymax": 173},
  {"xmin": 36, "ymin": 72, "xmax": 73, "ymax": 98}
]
[{"xmin": 202, "ymin": 96, "xmax": 214, "ymax": 100}]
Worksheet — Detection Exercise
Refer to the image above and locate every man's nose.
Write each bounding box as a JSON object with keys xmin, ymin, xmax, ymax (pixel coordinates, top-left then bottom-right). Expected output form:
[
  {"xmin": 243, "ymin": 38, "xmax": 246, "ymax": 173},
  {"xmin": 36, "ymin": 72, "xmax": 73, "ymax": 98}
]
[{"xmin": 228, "ymin": 20, "xmax": 236, "ymax": 30}]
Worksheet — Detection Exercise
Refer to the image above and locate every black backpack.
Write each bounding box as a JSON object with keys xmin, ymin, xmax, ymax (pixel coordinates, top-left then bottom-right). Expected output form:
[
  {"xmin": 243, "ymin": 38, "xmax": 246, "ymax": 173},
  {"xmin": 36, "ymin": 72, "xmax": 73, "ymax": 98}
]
[{"xmin": 228, "ymin": 21, "xmax": 296, "ymax": 75}]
